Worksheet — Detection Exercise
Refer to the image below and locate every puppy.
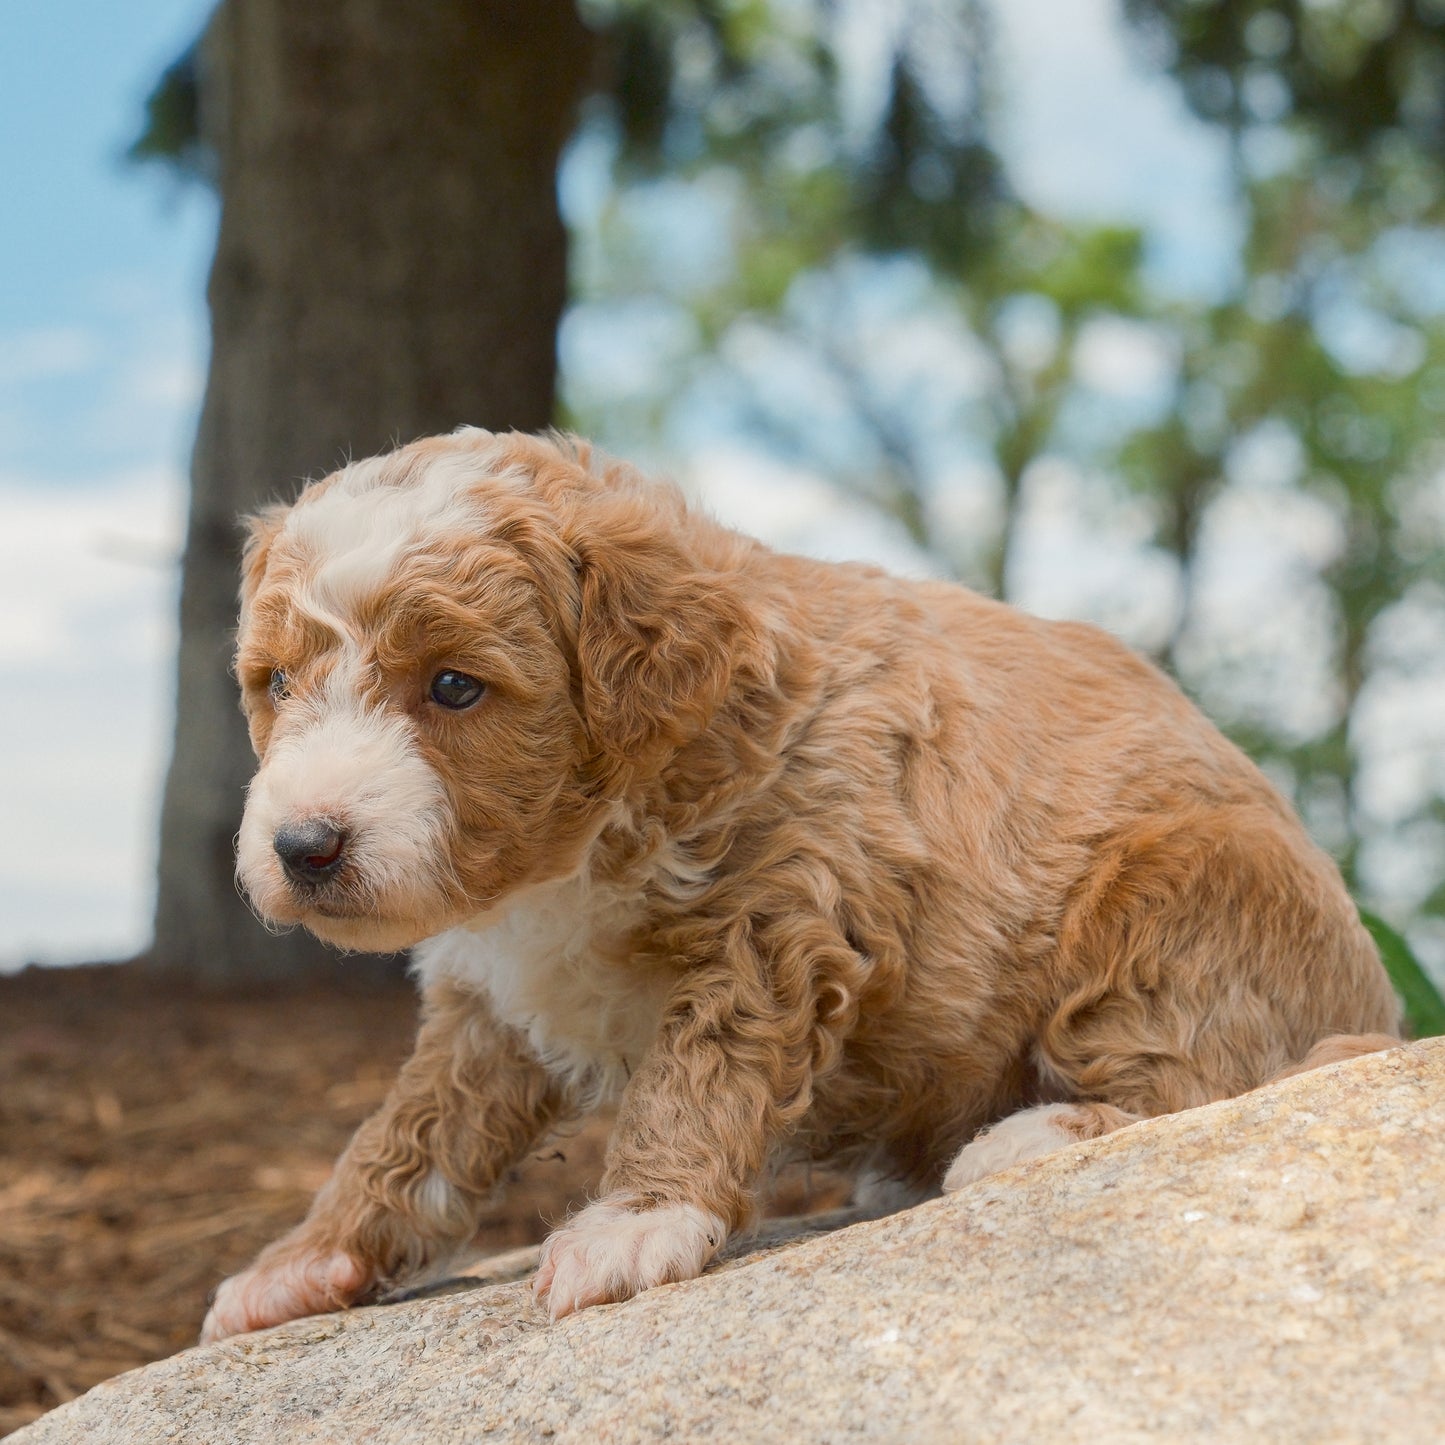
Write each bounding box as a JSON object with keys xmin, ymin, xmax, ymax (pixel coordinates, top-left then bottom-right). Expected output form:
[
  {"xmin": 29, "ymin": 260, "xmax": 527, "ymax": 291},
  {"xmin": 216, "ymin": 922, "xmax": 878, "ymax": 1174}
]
[{"xmin": 202, "ymin": 429, "xmax": 1398, "ymax": 1340}]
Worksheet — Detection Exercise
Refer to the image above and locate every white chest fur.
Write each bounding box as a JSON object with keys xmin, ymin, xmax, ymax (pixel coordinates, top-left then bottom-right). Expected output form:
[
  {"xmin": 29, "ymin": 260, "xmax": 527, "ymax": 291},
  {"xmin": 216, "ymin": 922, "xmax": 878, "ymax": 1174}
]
[{"xmin": 411, "ymin": 873, "xmax": 672, "ymax": 1098}]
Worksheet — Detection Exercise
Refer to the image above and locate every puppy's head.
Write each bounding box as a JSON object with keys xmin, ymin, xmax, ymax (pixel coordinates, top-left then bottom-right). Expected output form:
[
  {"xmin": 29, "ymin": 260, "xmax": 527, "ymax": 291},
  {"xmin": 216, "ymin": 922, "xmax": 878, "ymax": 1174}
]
[{"xmin": 234, "ymin": 429, "xmax": 746, "ymax": 953}]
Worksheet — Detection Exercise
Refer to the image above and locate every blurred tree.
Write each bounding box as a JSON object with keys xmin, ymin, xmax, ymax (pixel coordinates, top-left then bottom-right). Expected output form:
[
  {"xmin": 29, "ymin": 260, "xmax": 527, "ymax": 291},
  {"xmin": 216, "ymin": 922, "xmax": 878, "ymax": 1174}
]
[
  {"xmin": 131, "ymin": 0, "xmax": 1445, "ymax": 1013},
  {"xmin": 563, "ymin": 0, "xmax": 1155, "ymax": 598},
  {"xmin": 1123, "ymin": 0, "xmax": 1445, "ymax": 165},
  {"xmin": 1122, "ymin": 167, "xmax": 1445, "ymax": 878},
  {"xmin": 132, "ymin": 0, "xmax": 1017, "ymax": 983},
  {"xmin": 1114, "ymin": 1, "xmax": 1445, "ymax": 986},
  {"xmin": 137, "ymin": 0, "xmax": 594, "ymax": 981},
  {"xmin": 562, "ymin": 0, "xmax": 1445, "ymax": 1011}
]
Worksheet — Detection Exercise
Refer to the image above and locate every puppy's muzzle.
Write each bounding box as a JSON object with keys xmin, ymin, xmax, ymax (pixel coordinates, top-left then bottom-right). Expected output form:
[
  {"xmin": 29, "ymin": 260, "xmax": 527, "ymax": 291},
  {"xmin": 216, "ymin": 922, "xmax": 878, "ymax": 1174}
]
[{"xmin": 274, "ymin": 819, "xmax": 348, "ymax": 887}]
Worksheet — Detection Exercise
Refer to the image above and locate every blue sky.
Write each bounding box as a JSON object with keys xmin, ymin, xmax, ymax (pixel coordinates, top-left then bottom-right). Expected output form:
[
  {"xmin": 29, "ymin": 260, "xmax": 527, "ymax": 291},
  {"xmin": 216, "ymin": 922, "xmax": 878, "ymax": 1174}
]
[
  {"xmin": 1, "ymin": 1, "xmax": 214, "ymax": 966},
  {"xmin": 2, "ymin": 1, "xmax": 215, "ymax": 482},
  {"xmin": 0, "ymin": 0, "xmax": 1238, "ymax": 968}
]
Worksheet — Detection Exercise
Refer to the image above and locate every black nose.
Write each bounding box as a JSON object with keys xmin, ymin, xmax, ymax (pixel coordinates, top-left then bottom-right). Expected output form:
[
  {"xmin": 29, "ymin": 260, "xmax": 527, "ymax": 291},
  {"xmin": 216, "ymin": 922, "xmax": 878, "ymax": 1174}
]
[{"xmin": 274, "ymin": 820, "xmax": 347, "ymax": 884}]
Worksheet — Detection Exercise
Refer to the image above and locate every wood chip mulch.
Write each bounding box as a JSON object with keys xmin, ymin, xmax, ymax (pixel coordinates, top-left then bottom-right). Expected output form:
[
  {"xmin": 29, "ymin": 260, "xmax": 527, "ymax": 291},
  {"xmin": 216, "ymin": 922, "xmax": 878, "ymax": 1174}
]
[{"xmin": 0, "ymin": 962, "xmax": 845, "ymax": 1437}]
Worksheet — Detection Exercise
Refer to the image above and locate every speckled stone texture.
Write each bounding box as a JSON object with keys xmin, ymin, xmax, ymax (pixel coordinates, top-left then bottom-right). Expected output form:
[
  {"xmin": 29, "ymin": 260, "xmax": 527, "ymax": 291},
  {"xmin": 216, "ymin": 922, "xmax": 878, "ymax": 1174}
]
[{"xmin": 18, "ymin": 1039, "xmax": 1443, "ymax": 1444}]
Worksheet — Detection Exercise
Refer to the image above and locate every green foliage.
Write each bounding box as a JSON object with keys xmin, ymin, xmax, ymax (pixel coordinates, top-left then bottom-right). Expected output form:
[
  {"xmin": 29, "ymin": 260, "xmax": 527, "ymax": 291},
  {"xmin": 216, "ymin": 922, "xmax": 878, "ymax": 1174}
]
[
  {"xmin": 582, "ymin": 0, "xmax": 1009, "ymax": 274},
  {"xmin": 852, "ymin": 58, "xmax": 1006, "ymax": 270},
  {"xmin": 1017, "ymin": 226, "xmax": 1146, "ymax": 316},
  {"xmin": 1123, "ymin": 0, "xmax": 1445, "ymax": 166},
  {"xmin": 1360, "ymin": 908, "xmax": 1445, "ymax": 1038},
  {"xmin": 1106, "ymin": 6, "xmax": 1445, "ymax": 968},
  {"xmin": 567, "ymin": 2, "xmax": 1445, "ymax": 981},
  {"xmin": 132, "ymin": 0, "xmax": 1445, "ymax": 989},
  {"xmin": 126, "ymin": 40, "xmax": 212, "ymax": 184}
]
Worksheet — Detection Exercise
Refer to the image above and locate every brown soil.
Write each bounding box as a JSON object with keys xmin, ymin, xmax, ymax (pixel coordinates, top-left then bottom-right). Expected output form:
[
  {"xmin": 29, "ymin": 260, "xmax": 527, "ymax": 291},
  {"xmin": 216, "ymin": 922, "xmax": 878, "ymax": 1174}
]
[{"xmin": 0, "ymin": 963, "xmax": 845, "ymax": 1436}]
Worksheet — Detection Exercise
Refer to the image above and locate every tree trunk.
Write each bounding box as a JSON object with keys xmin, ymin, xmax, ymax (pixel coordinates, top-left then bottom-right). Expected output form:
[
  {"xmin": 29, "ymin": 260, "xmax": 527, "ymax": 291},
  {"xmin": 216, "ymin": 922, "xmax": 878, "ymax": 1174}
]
[{"xmin": 149, "ymin": 0, "xmax": 594, "ymax": 983}]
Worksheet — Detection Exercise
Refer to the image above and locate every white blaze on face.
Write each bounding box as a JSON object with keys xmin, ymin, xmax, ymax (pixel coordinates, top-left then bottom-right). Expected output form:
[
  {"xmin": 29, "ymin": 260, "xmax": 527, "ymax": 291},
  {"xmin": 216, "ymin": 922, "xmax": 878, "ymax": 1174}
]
[
  {"xmin": 236, "ymin": 654, "xmax": 454, "ymax": 949},
  {"xmin": 287, "ymin": 437, "xmax": 511, "ymax": 618},
  {"xmin": 235, "ymin": 442, "xmax": 513, "ymax": 951}
]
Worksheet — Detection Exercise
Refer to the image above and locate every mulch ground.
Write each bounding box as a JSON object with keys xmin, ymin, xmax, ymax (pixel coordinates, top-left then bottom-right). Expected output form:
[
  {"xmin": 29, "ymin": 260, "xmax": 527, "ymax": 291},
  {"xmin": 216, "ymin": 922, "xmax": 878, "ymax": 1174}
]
[{"xmin": 0, "ymin": 962, "xmax": 845, "ymax": 1436}]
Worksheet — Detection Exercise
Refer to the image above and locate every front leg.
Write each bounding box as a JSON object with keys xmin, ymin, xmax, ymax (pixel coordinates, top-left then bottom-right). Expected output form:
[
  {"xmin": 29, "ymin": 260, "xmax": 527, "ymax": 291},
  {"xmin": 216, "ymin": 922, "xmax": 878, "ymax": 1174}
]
[
  {"xmin": 203, "ymin": 981, "xmax": 563, "ymax": 1341},
  {"xmin": 534, "ymin": 933, "xmax": 831, "ymax": 1319}
]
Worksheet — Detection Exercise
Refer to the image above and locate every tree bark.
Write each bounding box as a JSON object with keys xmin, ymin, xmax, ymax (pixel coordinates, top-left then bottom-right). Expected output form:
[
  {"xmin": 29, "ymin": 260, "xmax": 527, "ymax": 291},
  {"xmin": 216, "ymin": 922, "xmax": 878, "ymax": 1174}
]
[{"xmin": 150, "ymin": 0, "xmax": 594, "ymax": 982}]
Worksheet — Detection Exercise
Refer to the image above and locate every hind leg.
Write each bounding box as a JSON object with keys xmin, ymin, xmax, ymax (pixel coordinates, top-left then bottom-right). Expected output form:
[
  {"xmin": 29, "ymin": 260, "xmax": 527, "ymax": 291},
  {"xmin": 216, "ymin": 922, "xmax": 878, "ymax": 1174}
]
[
  {"xmin": 1270, "ymin": 1031, "xmax": 1399, "ymax": 1081},
  {"xmin": 945, "ymin": 805, "xmax": 1399, "ymax": 1193},
  {"xmin": 940, "ymin": 936, "xmax": 1289, "ymax": 1192},
  {"xmin": 942, "ymin": 1031, "xmax": 1400, "ymax": 1192},
  {"xmin": 943, "ymin": 1101, "xmax": 1138, "ymax": 1191},
  {"xmin": 941, "ymin": 989, "xmax": 1253, "ymax": 1194}
]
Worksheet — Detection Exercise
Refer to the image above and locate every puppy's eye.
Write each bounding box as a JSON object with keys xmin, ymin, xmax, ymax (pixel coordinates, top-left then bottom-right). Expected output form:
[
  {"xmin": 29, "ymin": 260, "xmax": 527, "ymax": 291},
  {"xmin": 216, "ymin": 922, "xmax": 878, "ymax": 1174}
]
[
  {"xmin": 268, "ymin": 669, "xmax": 290, "ymax": 704},
  {"xmin": 429, "ymin": 670, "xmax": 485, "ymax": 710}
]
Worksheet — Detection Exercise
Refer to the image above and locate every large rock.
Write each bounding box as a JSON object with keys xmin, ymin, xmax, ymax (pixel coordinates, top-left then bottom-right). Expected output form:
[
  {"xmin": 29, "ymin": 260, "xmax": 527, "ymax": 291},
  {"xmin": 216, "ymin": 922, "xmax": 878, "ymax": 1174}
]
[{"xmin": 19, "ymin": 1039, "xmax": 1443, "ymax": 1443}]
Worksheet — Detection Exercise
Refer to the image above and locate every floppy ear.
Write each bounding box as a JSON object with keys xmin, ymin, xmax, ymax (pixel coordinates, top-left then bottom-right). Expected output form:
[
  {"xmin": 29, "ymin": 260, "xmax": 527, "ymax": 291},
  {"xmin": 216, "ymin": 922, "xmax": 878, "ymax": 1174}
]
[
  {"xmin": 238, "ymin": 503, "xmax": 291, "ymax": 619},
  {"xmin": 570, "ymin": 490, "xmax": 747, "ymax": 778}
]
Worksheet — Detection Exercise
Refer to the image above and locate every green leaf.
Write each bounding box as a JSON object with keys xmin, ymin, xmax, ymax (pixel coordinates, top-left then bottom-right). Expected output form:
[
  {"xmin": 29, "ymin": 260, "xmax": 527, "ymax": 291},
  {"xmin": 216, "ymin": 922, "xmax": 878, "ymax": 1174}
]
[
  {"xmin": 126, "ymin": 37, "xmax": 214, "ymax": 187},
  {"xmin": 1359, "ymin": 908, "xmax": 1445, "ymax": 1040}
]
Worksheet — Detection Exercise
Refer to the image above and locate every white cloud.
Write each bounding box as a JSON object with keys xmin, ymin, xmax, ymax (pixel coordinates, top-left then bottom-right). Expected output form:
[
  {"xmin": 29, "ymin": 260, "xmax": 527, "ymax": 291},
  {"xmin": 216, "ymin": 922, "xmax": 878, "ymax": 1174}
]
[
  {"xmin": 0, "ymin": 467, "xmax": 183, "ymax": 969},
  {"xmin": 122, "ymin": 354, "xmax": 207, "ymax": 408},
  {"xmin": 0, "ymin": 469, "xmax": 183, "ymax": 663},
  {"xmin": 0, "ymin": 326, "xmax": 103, "ymax": 384},
  {"xmin": 1009, "ymin": 456, "xmax": 1179, "ymax": 653},
  {"xmin": 1073, "ymin": 316, "xmax": 1179, "ymax": 401},
  {"xmin": 687, "ymin": 445, "xmax": 947, "ymax": 581},
  {"xmin": 990, "ymin": 0, "xmax": 1241, "ymax": 297}
]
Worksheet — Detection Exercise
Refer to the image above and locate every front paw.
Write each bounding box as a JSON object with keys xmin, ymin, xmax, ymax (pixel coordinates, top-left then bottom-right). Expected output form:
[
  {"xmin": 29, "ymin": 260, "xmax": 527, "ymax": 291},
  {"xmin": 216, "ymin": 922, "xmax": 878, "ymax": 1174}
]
[
  {"xmin": 532, "ymin": 1197, "xmax": 726, "ymax": 1321},
  {"xmin": 201, "ymin": 1245, "xmax": 369, "ymax": 1343}
]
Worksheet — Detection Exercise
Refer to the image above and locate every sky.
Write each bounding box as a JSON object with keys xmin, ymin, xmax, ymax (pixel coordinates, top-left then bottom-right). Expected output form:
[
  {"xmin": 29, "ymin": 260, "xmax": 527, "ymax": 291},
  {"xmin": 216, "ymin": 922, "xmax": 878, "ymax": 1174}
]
[
  {"xmin": 1, "ymin": 1, "xmax": 214, "ymax": 966},
  {"xmin": 0, "ymin": 0, "xmax": 1238, "ymax": 969}
]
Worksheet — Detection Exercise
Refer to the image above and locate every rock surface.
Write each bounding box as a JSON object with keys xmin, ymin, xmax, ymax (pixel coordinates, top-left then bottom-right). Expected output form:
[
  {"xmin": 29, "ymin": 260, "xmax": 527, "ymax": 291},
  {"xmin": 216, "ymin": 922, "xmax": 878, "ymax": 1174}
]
[{"xmin": 18, "ymin": 1039, "xmax": 1444, "ymax": 1444}]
